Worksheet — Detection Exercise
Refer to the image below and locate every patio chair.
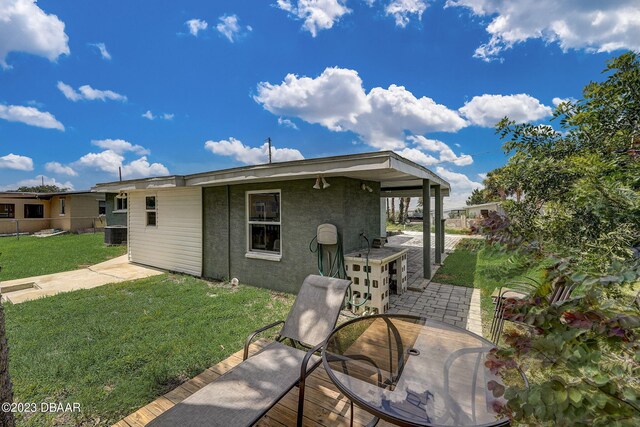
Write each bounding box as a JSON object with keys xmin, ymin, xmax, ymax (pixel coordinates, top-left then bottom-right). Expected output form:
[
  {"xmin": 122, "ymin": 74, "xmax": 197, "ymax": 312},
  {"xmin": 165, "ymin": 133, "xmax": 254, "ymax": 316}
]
[
  {"xmin": 490, "ymin": 279, "xmax": 575, "ymax": 344},
  {"xmin": 147, "ymin": 274, "xmax": 351, "ymax": 427}
]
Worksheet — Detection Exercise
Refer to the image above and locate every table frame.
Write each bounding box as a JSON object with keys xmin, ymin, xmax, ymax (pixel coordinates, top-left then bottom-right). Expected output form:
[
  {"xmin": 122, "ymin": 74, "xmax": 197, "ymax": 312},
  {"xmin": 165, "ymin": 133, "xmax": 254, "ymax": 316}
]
[{"xmin": 321, "ymin": 314, "xmax": 512, "ymax": 427}]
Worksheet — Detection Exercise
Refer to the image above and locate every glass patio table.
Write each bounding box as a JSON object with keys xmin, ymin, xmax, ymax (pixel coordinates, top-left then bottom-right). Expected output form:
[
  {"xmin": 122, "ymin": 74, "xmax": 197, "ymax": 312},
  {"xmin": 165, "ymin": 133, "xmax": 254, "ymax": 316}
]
[{"xmin": 322, "ymin": 314, "xmax": 513, "ymax": 427}]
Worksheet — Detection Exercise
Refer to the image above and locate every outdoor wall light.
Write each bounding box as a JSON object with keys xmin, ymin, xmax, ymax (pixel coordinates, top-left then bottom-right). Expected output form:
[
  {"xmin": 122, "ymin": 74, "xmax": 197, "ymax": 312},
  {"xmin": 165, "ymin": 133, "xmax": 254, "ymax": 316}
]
[
  {"xmin": 314, "ymin": 175, "xmax": 330, "ymax": 189},
  {"xmin": 361, "ymin": 183, "xmax": 373, "ymax": 193}
]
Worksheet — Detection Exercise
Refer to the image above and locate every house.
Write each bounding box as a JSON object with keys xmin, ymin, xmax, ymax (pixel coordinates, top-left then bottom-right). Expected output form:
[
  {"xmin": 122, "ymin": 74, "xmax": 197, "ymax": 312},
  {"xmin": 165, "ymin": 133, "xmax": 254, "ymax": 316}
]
[
  {"xmin": 0, "ymin": 191, "xmax": 106, "ymax": 236},
  {"xmin": 93, "ymin": 151, "xmax": 451, "ymax": 294},
  {"xmin": 445, "ymin": 201, "xmax": 503, "ymax": 229}
]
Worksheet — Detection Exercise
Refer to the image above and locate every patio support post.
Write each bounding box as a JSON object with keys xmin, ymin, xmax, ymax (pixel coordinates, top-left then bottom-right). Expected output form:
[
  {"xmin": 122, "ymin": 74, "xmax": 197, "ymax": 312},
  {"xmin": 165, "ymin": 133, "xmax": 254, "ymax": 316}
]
[
  {"xmin": 434, "ymin": 185, "xmax": 442, "ymax": 264},
  {"xmin": 422, "ymin": 180, "xmax": 431, "ymax": 279}
]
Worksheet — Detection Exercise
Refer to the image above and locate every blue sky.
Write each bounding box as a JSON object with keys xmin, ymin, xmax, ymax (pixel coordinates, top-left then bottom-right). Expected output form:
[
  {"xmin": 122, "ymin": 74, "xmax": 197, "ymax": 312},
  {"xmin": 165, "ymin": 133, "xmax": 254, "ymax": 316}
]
[{"xmin": 1, "ymin": 0, "xmax": 638, "ymax": 208}]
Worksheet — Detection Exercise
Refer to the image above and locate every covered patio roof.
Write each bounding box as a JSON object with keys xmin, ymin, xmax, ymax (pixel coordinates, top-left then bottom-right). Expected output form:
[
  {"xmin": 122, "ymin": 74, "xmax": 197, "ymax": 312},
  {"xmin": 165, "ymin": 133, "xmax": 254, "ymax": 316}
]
[{"xmin": 93, "ymin": 151, "xmax": 450, "ymax": 196}]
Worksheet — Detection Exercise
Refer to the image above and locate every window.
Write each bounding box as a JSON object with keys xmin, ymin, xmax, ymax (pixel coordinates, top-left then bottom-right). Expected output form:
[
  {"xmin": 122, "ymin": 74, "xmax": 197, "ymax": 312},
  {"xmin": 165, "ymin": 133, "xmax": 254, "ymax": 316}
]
[
  {"xmin": 98, "ymin": 200, "xmax": 106, "ymax": 215},
  {"xmin": 0, "ymin": 204, "xmax": 15, "ymax": 218},
  {"xmin": 60, "ymin": 198, "xmax": 65, "ymax": 215},
  {"xmin": 146, "ymin": 196, "xmax": 157, "ymax": 226},
  {"xmin": 24, "ymin": 204, "xmax": 44, "ymax": 219},
  {"xmin": 247, "ymin": 191, "xmax": 280, "ymax": 256},
  {"xmin": 115, "ymin": 195, "xmax": 127, "ymax": 211}
]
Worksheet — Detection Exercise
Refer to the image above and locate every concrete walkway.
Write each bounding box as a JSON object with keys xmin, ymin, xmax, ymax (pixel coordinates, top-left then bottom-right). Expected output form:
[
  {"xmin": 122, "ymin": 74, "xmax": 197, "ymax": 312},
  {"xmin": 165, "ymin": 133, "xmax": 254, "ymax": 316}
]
[
  {"xmin": 385, "ymin": 232, "xmax": 484, "ymax": 336},
  {"xmin": 1, "ymin": 255, "xmax": 164, "ymax": 304}
]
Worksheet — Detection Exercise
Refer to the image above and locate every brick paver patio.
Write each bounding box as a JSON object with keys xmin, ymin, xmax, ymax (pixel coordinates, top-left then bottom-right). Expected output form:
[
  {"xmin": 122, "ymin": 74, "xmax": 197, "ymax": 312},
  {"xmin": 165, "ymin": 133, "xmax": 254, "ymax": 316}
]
[{"xmin": 385, "ymin": 232, "xmax": 484, "ymax": 336}]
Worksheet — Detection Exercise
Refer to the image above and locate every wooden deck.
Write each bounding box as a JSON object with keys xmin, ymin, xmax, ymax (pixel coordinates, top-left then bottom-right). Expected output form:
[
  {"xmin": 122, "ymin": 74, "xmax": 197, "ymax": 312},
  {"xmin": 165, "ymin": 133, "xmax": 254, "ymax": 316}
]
[{"xmin": 113, "ymin": 338, "xmax": 395, "ymax": 427}]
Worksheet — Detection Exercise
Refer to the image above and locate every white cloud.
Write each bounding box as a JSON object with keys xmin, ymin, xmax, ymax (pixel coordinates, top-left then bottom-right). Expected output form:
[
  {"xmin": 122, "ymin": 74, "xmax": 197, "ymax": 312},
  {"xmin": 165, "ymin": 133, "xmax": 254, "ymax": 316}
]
[
  {"xmin": 459, "ymin": 93, "xmax": 552, "ymax": 127},
  {"xmin": 395, "ymin": 148, "xmax": 439, "ymax": 166},
  {"xmin": 435, "ymin": 166, "xmax": 483, "ymax": 209},
  {"xmin": 278, "ymin": 117, "xmax": 299, "ymax": 130},
  {"xmin": 76, "ymin": 150, "xmax": 124, "ymax": 175},
  {"xmin": 204, "ymin": 137, "xmax": 304, "ymax": 165},
  {"xmin": 477, "ymin": 172, "xmax": 487, "ymax": 180},
  {"xmin": 552, "ymin": 96, "xmax": 576, "ymax": 107},
  {"xmin": 89, "ymin": 42, "xmax": 111, "ymax": 60},
  {"xmin": 446, "ymin": 0, "xmax": 640, "ymax": 61},
  {"xmin": 408, "ymin": 135, "xmax": 473, "ymax": 166},
  {"xmin": 91, "ymin": 139, "xmax": 150, "ymax": 155},
  {"xmin": 74, "ymin": 149, "xmax": 168, "ymax": 178},
  {"xmin": 121, "ymin": 157, "xmax": 170, "ymax": 179},
  {"xmin": 385, "ymin": 0, "xmax": 428, "ymax": 28},
  {"xmin": 0, "ymin": 104, "xmax": 64, "ymax": 130},
  {"xmin": 0, "ymin": 153, "xmax": 33, "ymax": 171},
  {"xmin": 141, "ymin": 110, "xmax": 174, "ymax": 121},
  {"xmin": 0, "ymin": 175, "xmax": 74, "ymax": 191},
  {"xmin": 57, "ymin": 81, "xmax": 127, "ymax": 102},
  {"xmin": 276, "ymin": 0, "xmax": 351, "ymax": 37},
  {"xmin": 255, "ymin": 67, "xmax": 466, "ymax": 149},
  {"xmin": 216, "ymin": 14, "xmax": 251, "ymax": 42},
  {"xmin": 45, "ymin": 161, "xmax": 77, "ymax": 176},
  {"xmin": 185, "ymin": 18, "xmax": 208, "ymax": 36},
  {"xmin": 0, "ymin": 0, "xmax": 69, "ymax": 69}
]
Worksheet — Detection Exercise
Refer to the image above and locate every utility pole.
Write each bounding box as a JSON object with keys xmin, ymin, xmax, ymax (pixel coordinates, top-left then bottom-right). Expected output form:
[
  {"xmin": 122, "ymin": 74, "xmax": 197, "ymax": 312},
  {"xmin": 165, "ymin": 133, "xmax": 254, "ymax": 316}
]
[
  {"xmin": 119, "ymin": 166, "xmax": 122, "ymax": 182},
  {"xmin": 266, "ymin": 137, "xmax": 272, "ymax": 164}
]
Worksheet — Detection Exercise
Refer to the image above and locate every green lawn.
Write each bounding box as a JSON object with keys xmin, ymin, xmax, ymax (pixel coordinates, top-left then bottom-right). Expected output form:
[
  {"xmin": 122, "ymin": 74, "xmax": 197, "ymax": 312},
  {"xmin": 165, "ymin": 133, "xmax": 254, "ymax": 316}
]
[
  {"xmin": 0, "ymin": 233, "xmax": 126, "ymax": 281},
  {"xmin": 431, "ymin": 239, "xmax": 547, "ymax": 338},
  {"xmin": 4, "ymin": 274, "xmax": 294, "ymax": 426},
  {"xmin": 431, "ymin": 239, "xmax": 484, "ymax": 287},
  {"xmin": 385, "ymin": 221, "xmax": 471, "ymax": 235}
]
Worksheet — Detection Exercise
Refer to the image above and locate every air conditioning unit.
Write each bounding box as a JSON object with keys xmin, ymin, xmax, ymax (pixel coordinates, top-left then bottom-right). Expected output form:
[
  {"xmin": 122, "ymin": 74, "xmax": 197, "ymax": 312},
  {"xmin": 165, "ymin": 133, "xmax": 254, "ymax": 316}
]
[{"xmin": 104, "ymin": 225, "xmax": 127, "ymax": 245}]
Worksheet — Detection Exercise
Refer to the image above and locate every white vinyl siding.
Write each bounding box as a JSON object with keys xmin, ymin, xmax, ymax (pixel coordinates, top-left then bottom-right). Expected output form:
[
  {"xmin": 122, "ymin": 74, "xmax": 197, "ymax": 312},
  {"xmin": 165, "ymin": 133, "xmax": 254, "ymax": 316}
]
[{"xmin": 128, "ymin": 188, "xmax": 202, "ymax": 276}]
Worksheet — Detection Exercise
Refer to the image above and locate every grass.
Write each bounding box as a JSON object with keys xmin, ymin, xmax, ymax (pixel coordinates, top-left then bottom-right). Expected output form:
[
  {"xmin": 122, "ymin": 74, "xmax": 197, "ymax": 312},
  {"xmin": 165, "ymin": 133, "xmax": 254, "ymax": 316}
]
[
  {"xmin": 431, "ymin": 239, "xmax": 484, "ymax": 287},
  {"xmin": 474, "ymin": 248, "xmax": 549, "ymax": 336},
  {"xmin": 0, "ymin": 233, "xmax": 126, "ymax": 281},
  {"xmin": 4, "ymin": 274, "xmax": 294, "ymax": 426},
  {"xmin": 430, "ymin": 238, "xmax": 548, "ymax": 338},
  {"xmin": 385, "ymin": 221, "xmax": 471, "ymax": 235}
]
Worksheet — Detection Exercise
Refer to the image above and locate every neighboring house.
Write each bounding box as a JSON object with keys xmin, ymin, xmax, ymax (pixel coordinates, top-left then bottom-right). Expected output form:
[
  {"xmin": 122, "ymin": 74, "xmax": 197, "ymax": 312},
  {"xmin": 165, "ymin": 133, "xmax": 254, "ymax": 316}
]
[
  {"xmin": 445, "ymin": 201, "xmax": 503, "ymax": 229},
  {"xmin": 94, "ymin": 151, "xmax": 451, "ymax": 294},
  {"xmin": 464, "ymin": 201, "xmax": 503, "ymax": 219},
  {"xmin": 0, "ymin": 191, "xmax": 106, "ymax": 235}
]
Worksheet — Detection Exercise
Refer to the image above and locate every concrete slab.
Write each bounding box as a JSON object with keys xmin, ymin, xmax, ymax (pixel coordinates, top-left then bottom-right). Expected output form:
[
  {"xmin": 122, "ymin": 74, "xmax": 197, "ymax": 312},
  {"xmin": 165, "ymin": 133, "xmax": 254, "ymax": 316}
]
[{"xmin": 1, "ymin": 255, "xmax": 164, "ymax": 304}]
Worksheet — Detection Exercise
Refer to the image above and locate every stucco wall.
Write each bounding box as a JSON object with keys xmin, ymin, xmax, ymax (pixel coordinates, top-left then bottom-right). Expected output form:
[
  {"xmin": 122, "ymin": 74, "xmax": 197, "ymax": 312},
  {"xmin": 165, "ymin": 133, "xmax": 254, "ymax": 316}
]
[
  {"xmin": 70, "ymin": 194, "xmax": 105, "ymax": 231},
  {"xmin": 202, "ymin": 177, "xmax": 381, "ymax": 294},
  {"xmin": 0, "ymin": 198, "xmax": 50, "ymax": 234},
  {"xmin": 105, "ymin": 193, "xmax": 127, "ymax": 226}
]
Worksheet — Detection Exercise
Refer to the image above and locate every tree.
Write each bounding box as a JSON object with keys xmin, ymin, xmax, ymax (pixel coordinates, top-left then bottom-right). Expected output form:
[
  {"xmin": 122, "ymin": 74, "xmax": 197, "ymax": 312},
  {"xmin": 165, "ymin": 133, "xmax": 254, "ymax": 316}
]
[
  {"xmin": 15, "ymin": 185, "xmax": 68, "ymax": 193},
  {"xmin": 398, "ymin": 198, "xmax": 405, "ymax": 224},
  {"xmin": 466, "ymin": 188, "xmax": 498, "ymax": 205},
  {"xmin": 390, "ymin": 198, "xmax": 396, "ymax": 223},
  {"xmin": 479, "ymin": 52, "xmax": 640, "ymax": 426}
]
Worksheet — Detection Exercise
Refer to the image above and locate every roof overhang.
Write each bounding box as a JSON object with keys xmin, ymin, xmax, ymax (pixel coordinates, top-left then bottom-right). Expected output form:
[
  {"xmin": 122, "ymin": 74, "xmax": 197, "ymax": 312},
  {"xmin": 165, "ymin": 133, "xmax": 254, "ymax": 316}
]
[{"xmin": 93, "ymin": 151, "xmax": 451, "ymax": 196}]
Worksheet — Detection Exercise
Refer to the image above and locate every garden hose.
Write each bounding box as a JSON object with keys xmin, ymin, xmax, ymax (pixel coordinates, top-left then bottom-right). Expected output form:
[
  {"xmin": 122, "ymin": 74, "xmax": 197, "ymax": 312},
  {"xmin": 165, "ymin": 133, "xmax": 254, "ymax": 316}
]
[{"xmin": 308, "ymin": 232, "xmax": 372, "ymax": 311}]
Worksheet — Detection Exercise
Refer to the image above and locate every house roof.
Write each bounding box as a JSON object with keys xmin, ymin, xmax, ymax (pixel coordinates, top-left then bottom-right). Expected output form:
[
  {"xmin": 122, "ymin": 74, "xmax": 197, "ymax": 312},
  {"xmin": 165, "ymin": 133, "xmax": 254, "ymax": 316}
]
[
  {"xmin": 92, "ymin": 151, "xmax": 451, "ymax": 197},
  {"xmin": 447, "ymin": 201, "xmax": 502, "ymax": 211},
  {"xmin": 0, "ymin": 190, "xmax": 102, "ymax": 200}
]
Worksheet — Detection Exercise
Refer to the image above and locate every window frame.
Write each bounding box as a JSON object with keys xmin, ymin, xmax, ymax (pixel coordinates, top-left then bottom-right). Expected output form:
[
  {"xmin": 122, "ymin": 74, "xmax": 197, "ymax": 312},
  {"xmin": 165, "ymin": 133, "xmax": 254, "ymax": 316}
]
[
  {"xmin": 245, "ymin": 189, "xmax": 282, "ymax": 261},
  {"xmin": 0, "ymin": 203, "xmax": 15, "ymax": 219},
  {"xmin": 24, "ymin": 204, "xmax": 44, "ymax": 219},
  {"xmin": 113, "ymin": 194, "xmax": 128, "ymax": 213},
  {"xmin": 59, "ymin": 197, "xmax": 65, "ymax": 216},
  {"xmin": 98, "ymin": 200, "xmax": 106, "ymax": 215},
  {"xmin": 145, "ymin": 195, "xmax": 157, "ymax": 227}
]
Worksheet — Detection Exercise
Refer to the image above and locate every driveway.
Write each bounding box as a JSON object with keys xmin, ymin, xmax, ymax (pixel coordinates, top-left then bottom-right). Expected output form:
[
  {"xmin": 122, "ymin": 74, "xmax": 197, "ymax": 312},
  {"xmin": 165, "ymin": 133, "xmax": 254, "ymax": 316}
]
[{"xmin": 1, "ymin": 255, "xmax": 164, "ymax": 304}]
